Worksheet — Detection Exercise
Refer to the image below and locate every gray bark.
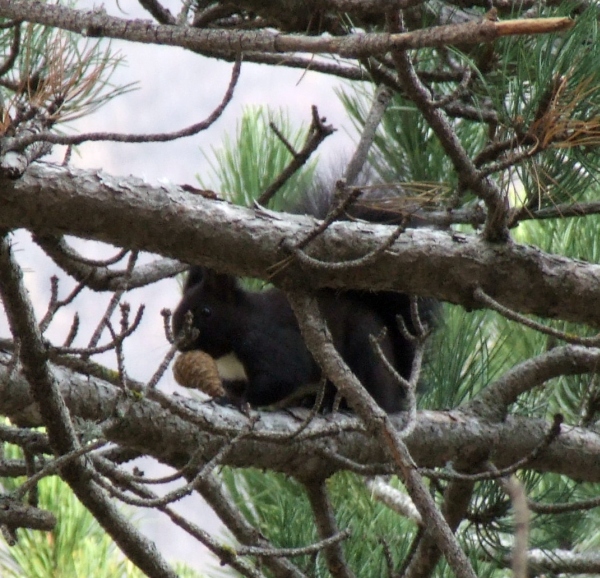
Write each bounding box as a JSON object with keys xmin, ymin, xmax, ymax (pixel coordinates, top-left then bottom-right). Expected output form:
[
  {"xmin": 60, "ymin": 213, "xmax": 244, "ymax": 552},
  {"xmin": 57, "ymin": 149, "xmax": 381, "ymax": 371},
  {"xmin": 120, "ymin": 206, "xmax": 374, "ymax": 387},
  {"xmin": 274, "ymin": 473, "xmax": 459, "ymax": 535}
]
[
  {"xmin": 1, "ymin": 351, "xmax": 599, "ymax": 483},
  {"xmin": 1, "ymin": 164, "xmax": 600, "ymax": 327}
]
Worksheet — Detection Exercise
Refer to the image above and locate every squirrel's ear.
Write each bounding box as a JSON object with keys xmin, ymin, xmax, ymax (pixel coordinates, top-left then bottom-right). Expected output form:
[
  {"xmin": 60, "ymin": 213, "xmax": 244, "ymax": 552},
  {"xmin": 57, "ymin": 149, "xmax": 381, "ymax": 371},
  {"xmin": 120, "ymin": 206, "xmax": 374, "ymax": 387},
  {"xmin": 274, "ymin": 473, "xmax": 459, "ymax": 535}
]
[
  {"xmin": 183, "ymin": 266, "xmax": 205, "ymax": 291},
  {"xmin": 201, "ymin": 270, "xmax": 240, "ymax": 303}
]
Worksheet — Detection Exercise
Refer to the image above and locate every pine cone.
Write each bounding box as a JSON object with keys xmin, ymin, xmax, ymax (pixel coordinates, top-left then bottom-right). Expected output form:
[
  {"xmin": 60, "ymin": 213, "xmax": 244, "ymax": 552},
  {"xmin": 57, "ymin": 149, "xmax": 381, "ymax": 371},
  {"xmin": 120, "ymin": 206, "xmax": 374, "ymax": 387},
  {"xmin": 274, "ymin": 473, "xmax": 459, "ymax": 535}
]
[{"xmin": 172, "ymin": 351, "xmax": 225, "ymax": 397}]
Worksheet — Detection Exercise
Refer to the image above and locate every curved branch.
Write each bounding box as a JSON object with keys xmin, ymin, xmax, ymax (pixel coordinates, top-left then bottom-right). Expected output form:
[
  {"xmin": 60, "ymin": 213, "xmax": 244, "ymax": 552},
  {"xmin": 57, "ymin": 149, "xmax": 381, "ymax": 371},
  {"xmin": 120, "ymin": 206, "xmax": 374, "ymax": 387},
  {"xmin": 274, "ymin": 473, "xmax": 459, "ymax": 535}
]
[
  {"xmin": 465, "ymin": 345, "xmax": 600, "ymax": 419},
  {"xmin": 4, "ymin": 56, "xmax": 241, "ymax": 152},
  {"xmin": 34, "ymin": 235, "xmax": 186, "ymax": 290}
]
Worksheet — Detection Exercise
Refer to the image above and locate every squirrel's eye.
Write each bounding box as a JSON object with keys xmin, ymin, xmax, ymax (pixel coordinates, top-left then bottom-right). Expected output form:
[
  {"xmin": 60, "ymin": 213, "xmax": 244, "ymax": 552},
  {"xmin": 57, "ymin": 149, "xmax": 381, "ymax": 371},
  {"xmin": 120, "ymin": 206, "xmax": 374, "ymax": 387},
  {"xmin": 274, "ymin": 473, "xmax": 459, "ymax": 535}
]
[{"xmin": 200, "ymin": 306, "xmax": 211, "ymax": 317}]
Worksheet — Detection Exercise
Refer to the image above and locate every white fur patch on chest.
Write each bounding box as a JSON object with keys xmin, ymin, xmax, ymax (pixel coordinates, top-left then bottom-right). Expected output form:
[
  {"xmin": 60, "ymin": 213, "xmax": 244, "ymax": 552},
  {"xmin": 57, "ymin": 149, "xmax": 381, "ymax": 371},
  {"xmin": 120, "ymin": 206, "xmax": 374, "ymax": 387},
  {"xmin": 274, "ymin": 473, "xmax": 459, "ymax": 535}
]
[{"xmin": 214, "ymin": 352, "xmax": 248, "ymax": 381}]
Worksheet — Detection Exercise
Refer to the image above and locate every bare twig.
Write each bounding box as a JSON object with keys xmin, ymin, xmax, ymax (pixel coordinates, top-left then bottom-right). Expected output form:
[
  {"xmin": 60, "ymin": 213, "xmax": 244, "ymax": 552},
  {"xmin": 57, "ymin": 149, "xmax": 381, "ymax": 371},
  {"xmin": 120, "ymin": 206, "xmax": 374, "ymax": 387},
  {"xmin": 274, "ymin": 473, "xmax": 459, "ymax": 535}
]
[
  {"xmin": 93, "ymin": 456, "xmax": 266, "ymax": 578},
  {"xmin": 38, "ymin": 275, "xmax": 86, "ymax": 334},
  {"xmin": 529, "ymin": 494, "xmax": 600, "ymax": 514},
  {"xmin": 268, "ymin": 378, "xmax": 328, "ymax": 439},
  {"xmin": 297, "ymin": 180, "xmax": 363, "ymax": 250},
  {"xmin": 196, "ymin": 473, "xmax": 309, "ymax": 578},
  {"xmin": 137, "ymin": 0, "xmax": 175, "ymax": 24},
  {"xmin": 286, "ymin": 219, "xmax": 407, "ymax": 273},
  {"xmin": 54, "ymin": 304, "xmax": 144, "ymax": 356},
  {"xmin": 317, "ymin": 449, "xmax": 393, "ymax": 476},
  {"xmin": 176, "ymin": 0, "xmax": 195, "ymax": 25},
  {"xmin": 106, "ymin": 319, "xmax": 127, "ymax": 389},
  {"xmin": 269, "ymin": 121, "xmax": 298, "ymax": 157},
  {"xmin": 34, "ymin": 235, "xmax": 186, "ymax": 291},
  {"xmin": 84, "ymin": 251, "xmax": 138, "ymax": 353},
  {"xmin": 237, "ymin": 528, "xmax": 352, "ymax": 557},
  {"xmin": 304, "ymin": 479, "xmax": 356, "ymax": 578},
  {"xmin": 161, "ymin": 308, "xmax": 174, "ymax": 344},
  {"xmin": 14, "ymin": 439, "xmax": 107, "ymax": 500},
  {"xmin": 4, "ymin": 55, "xmax": 242, "ymax": 151},
  {"xmin": 429, "ymin": 68, "xmax": 472, "ymax": 108},
  {"xmin": 257, "ymin": 105, "xmax": 334, "ymax": 206},
  {"xmin": 286, "ymin": 289, "xmax": 478, "ymax": 578},
  {"xmin": 94, "ymin": 422, "xmax": 253, "ymax": 509},
  {"xmin": 62, "ymin": 313, "xmax": 80, "ymax": 348},
  {"xmin": 0, "ymin": 234, "xmax": 178, "ymax": 578},
  {"xmin": 344, "ymin": 84, "xmax": 393, "ymax": 185},
  {"xmin": 474, "ymin": 286, "xmax": 600, "ymax": 346},
  {"xmin": 38, "ymin": 239, "xmax": 130, "ymax": 267},
  {"xmin": 510, "ymin": 200, "xmax": 600, "ymax": 224},
  {"xmin": 267, "ymin": 181, "xmax": 363, "ymax": 278},
  {"xmin": 23, "ymin": 448, "xmax": 38, "ymax": 506},
  {"xmin": 146, "ymin": 342, "xmax": 178, "ymax": 390}
]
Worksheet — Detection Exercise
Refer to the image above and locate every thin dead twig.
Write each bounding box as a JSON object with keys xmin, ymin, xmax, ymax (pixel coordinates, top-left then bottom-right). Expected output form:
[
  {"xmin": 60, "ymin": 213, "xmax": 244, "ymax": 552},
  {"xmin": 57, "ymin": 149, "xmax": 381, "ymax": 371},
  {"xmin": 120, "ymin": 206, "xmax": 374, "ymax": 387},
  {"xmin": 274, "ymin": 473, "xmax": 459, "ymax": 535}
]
[
  {"xmin": 257, "ymin": 105, "xmax": 334, "ymax": 206},
  {"xmin": 5, "ymin": 54, "xmax": 241, "ymax": 151},
  {"xmin": 474, "ymin": 286, "xmax": 600, "ymax": 346}
]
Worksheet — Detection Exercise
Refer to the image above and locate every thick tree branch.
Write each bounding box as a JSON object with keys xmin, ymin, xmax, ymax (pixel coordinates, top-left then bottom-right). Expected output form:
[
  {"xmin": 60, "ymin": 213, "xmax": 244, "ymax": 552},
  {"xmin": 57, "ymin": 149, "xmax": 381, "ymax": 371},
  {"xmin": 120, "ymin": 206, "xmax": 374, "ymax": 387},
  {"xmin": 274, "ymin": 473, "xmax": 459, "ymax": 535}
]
[
  {"xmin": 2, "ymin": 165, "xmax": 600, "ymax": 327},
  {"xmin": 0, "ymin": 1, "xmax": 573, "ymax": 60},
  {"xmin": 0, "ymin": 500, "xmax": 56, "ymax": 532},
  {"xmin": 2, "ymin": 350, "xmax": 600, "ymax": 482}
]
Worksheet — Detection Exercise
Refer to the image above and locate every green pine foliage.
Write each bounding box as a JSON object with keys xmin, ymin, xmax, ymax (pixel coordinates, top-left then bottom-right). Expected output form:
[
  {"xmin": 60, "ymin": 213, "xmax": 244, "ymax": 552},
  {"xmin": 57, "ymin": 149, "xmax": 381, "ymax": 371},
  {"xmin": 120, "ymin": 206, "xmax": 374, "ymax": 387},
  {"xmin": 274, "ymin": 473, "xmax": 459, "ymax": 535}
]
[
  {"xmin": 197, "ymin": 106, "xmax": 317, "ymax": 211},
  {"xmin": 7, "ymin": 4, "xmax": 596, "ymax": 574},
  {"xmin": 0, "ymin": 467, "xmax": 144, "ymax": 577},
  {"xmin": 221, "ymin": 468, "xmax": 420, "ymax": 578},
  {"xmin": 485, "ymin": 4, "xmax": 600, "ymax": 208}
]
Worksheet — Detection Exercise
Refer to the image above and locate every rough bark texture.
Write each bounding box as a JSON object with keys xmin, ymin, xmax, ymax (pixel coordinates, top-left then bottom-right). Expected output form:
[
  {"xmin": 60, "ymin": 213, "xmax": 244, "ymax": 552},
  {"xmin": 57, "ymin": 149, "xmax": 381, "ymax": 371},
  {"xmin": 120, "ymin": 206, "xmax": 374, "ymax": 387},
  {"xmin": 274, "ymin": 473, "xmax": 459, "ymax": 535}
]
[
  {"xmin": 1, "ymin": 352, "xmax": 599, "ymax": 483},
  {"xmin": 1, "ymin": 165, "xmax": 600, "ymax": 327}
]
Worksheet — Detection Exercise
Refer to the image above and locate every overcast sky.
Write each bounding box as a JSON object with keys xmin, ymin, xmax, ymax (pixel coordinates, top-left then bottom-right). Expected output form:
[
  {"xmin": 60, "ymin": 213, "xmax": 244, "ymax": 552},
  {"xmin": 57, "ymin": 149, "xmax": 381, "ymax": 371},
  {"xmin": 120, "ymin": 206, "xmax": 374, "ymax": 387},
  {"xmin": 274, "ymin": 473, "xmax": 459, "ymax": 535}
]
[
  {"xmin": 0, "ymin": 0, "xmax": 367, "ymax": 573},
  {"xmin": 66, "ymin": 1, "xmax": 359, "ymax": 185}
]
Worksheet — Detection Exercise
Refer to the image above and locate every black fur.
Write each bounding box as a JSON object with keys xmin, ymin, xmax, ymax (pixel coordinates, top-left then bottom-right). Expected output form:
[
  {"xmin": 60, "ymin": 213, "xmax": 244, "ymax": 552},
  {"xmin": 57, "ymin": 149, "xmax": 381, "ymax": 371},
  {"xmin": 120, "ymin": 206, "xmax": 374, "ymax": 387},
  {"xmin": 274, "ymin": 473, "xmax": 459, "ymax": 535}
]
[
  {"xmin": 172, "ymin": 183, "xmax": 437, "ymax": 412},
  {"xmin": 172, "ymin": 267, "xmax": 434, "ymax": 412}
]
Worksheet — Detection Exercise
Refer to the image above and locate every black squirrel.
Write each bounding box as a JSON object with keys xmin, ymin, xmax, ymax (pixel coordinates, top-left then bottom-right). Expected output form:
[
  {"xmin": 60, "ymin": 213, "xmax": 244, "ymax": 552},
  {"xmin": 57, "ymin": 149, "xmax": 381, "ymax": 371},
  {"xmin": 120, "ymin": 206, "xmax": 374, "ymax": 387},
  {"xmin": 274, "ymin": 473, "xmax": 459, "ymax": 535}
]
[{"xmin": 172, "ymin": 189, "xmax": 436, "ymax": 413}]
